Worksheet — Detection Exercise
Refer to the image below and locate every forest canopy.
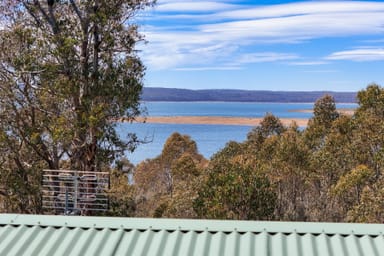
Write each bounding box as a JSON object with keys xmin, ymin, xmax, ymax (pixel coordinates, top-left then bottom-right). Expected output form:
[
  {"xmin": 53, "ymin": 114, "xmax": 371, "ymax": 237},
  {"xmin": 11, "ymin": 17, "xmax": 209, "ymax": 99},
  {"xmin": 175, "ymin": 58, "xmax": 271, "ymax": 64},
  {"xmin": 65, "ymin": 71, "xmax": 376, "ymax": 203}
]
[{"xmin": 130, "ymin": 84, "xmax": 384, "ymax": 222}]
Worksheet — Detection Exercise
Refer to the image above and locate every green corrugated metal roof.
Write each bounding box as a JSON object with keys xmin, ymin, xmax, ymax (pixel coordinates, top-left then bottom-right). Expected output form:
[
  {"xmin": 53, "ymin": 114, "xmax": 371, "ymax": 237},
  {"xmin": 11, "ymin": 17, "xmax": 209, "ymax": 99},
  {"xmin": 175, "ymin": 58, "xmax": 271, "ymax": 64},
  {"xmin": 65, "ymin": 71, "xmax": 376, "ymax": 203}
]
[{"xmin": 1, "ymin": 214, "xmax": 384, "ymax": 256}]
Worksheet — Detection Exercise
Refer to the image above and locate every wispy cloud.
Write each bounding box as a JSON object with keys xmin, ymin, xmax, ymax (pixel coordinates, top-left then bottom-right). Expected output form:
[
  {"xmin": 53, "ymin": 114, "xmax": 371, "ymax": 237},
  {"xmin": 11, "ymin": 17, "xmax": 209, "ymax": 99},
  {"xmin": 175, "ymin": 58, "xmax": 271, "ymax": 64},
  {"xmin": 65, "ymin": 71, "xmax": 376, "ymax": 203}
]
[
  {"xmin": 199, "ymin": 12, "xmax": 384, "ymax": 40},
  {"xmin": 302, "ymin": 70, "xmax": 339, "ymax": 73},
  {"xmin": 237, "ymin": 52, "xmax": 298, "ymax": 64},
  {"xmin": 141, "ymin": 1, "xmax": 384, "ymax": 70},
  {"xmin": 288, "ymin": 61, "xmax": 329, "ymax": 66},
  {"xmin": 174, "ymin": 66, "xmax": 242, "ymax": 71},
  {"xmin": 155, "ymin": 1, "xmax": 240, "ymax": 12},
  {"xmin": 213, "ymin": 1, "xmax": 384, "ymax": 20},
  {"xmin": 142, "ymin": 39, "xmax": 238, "ymax": 69},
  {"xmin": 170, "ymin": 52, "xmax": 297, "ymax": 71},
  {"xmin": 361, "ymin": 39, "xmax": 384, "ymax": 44},
  {"xmin": 326, "ymin": 48, "xmax": 384, "ymax": 61}
]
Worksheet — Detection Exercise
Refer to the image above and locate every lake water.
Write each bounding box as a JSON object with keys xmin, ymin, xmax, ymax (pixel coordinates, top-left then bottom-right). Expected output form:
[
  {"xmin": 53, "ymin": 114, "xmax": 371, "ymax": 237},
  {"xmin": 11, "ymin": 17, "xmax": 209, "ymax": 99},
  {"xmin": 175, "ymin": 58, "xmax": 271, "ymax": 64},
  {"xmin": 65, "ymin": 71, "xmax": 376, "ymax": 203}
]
[
  {"xmin": 142, "ymin": 102, "xmax": 320, "ymax": 118},
  {"xmin": 118, "ymin": 102, "xmax": 357, "ymax": 164}
]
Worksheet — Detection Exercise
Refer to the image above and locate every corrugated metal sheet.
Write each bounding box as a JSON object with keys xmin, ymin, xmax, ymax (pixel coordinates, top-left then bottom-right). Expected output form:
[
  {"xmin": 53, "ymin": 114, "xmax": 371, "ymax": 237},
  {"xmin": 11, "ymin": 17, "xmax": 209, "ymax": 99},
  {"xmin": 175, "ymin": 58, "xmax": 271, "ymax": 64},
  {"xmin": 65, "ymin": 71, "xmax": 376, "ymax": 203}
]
[{"xmin": 1, "ymin": 214, "xmax": 384, "ymax": 256}]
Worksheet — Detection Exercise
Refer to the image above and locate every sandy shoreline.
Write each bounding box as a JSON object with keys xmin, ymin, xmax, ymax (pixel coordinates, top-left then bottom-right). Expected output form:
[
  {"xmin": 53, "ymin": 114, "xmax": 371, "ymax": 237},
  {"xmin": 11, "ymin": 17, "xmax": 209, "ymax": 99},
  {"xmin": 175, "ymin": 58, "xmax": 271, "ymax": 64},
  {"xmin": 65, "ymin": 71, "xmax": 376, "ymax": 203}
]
[
  {"xmin": 133, "ymin": 116, "xmax": 309, "ymax": 126},
  {"xmin": 290, "ymin": 108, "xmax": 355, "ymax": 116},
  {"xmin": 126, "ymin": 108, "xmax": 355, "ymax": 126}
]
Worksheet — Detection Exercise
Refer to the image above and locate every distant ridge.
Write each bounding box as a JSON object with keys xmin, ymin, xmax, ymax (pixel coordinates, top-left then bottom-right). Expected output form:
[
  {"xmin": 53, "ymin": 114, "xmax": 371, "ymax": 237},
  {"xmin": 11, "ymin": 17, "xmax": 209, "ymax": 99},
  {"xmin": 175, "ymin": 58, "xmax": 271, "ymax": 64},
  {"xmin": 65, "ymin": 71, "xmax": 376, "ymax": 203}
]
[{"xmin": 142, "ymin": 87, "xmax": 357, "ymax": 103}]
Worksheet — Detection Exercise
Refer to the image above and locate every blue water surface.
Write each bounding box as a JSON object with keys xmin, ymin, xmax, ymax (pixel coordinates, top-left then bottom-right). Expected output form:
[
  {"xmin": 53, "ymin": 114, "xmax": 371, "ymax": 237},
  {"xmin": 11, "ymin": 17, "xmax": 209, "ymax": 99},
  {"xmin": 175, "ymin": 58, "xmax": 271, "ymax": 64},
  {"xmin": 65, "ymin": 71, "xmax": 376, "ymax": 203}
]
[
  {"xmin": 142, "ymin": 102, "xmax": 357, "ymax": 118},
  {"xmin": 117, "ymin": 123, "xmax": 252, "ymax": 164},
  {"xmin": 118, "ymin": 102, "xmax": 357, "ymax": 165}
]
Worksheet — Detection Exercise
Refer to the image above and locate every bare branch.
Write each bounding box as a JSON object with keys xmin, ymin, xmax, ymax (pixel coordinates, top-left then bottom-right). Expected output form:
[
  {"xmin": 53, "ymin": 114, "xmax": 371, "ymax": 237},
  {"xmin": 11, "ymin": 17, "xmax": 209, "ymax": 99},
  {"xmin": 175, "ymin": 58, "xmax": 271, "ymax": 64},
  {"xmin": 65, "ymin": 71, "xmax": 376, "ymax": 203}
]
[
  {"xmin": 69, "ymin": 0, "xmax": 84, "ymax": 24},
  {"xmin": 29, "ymin": 0, "xmax": 59, "ymax": 34},
  {"xmin": 23, "ymin": 3, "xmax": 43, "ymax": 27},
  {"xmin": 47, "ymin": 3, "xmax": 59, "ymax": 34}
]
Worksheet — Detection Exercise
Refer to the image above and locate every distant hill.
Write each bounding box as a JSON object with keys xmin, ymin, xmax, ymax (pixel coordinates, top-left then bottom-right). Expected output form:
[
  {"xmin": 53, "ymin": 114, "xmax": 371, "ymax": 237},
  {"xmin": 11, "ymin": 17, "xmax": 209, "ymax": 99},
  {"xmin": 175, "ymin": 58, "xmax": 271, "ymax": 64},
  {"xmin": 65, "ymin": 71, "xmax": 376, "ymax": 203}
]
[{"xmin": 142, "ymin": 87, "xmax": 357, "ymax": 103}]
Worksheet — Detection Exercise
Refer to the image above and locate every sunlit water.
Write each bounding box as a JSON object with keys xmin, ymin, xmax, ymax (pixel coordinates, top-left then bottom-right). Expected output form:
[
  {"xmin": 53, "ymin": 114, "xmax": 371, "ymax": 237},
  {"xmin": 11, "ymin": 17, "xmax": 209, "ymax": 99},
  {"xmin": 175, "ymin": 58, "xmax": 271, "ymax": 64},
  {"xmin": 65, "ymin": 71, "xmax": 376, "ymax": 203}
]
[{"xmin": 117, "ymin": 102, "xmax": 357, "ymax": 164}]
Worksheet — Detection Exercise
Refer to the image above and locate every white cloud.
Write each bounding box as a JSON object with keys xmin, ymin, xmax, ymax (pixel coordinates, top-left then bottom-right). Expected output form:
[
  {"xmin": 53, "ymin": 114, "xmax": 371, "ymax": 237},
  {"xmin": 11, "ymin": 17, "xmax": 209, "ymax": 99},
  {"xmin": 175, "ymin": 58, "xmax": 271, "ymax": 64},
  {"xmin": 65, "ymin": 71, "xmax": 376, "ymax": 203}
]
[
  {"xmin": 174, "ymin": 66, "xmax": 241, "ymax": 71},
  {"xmin": 141, "ymin": 31, "xmax": 240, "ymax": 69},
  {"xmin": 199, "ymin": 12, "xmax": 384, "ymax": 40},
  {"xmin": 326, "ymin": 48, "xmax": 384, "ymax": 61},
  {"xmin": 141, "ymin": 1, "xmax": 384, "ymax": 70},
  {"xmin": 216, "ymin": 1, "xmax": 384, "ymax": 20},
  {"xmin": 237, "ymin": 52, "xmax": 298, "ymax": 64},
  {"xmin": 288, "ymin": 61, "xmax": 329, "ymax": 66},
  {"xmin": 302, "ymin": 70, "xmax": 339, "ymax": 73},
  {"xmin": 156, "ymin": 1, "xmax": 239, "ymax": 12}
]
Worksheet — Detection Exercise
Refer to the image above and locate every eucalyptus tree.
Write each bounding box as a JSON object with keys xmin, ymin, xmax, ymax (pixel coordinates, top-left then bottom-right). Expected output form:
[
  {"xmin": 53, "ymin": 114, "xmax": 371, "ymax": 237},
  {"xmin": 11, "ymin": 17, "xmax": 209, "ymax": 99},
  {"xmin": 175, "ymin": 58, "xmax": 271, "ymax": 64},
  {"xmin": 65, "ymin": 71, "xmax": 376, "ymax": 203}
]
[
  {"xmin": 0, "ymin": 0, "xmax": 154, "ymax": 171},
  {"xmin": 194, "ymin": 141, "xmax": 277, "ymax": 220},
  {"xmin": 0, "ymin": 0, "xmax": 154, "ymax": 212},
  {"xmin": 337, "ymin": 84, "xmax": 384, "ymax": 222},
  {"xmin": 352, "ymin": 84, "xmax": 384, "ymax": 174},
  {"xmin": 304, "ymin": 94, "xmax": 340, "ymax": 150},
  {"xmin": 266, "ymin": 125, "xmax": 310, "ymax": 221},
  {"xmin": 134, "ymin": 132, "xmax": 206, "ymax": 217}
]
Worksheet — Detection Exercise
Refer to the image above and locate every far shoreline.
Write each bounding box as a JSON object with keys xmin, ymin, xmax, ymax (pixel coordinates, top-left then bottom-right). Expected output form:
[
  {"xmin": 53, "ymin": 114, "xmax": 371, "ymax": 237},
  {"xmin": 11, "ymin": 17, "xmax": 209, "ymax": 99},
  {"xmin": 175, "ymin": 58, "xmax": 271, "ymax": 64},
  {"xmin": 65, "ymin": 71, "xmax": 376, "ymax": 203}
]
[
  {"xmin": 290, "ymin": 108, "xmax": 355, "ymax": 116},
  {"xmin": 119, "ymin": 108, "xmax": 355, "ymax": 127},
  {"xmin": 129, "ymin": 116, "xmax": 309, "ymax": 127}
]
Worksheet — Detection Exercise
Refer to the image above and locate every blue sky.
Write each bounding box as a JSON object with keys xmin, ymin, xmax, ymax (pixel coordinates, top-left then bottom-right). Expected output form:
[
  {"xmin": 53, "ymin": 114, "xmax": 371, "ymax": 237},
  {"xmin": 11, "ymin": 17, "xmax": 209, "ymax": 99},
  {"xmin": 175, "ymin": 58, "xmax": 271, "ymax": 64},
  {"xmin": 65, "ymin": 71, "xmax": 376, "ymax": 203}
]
[{"xmin": 138, "ymin": 0, "xmax": 384, "ymax": 92}]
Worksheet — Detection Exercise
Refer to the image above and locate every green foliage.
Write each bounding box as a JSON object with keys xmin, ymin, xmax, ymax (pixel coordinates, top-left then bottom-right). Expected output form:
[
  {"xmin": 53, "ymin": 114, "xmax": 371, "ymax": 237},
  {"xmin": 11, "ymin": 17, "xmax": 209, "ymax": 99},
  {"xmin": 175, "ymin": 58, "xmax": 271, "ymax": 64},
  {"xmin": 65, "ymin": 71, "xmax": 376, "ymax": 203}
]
[
  {"xmin": 351, "ymin": 84, "xmax": 384, "ymax": 176},
  {"xmin": 191, "ymin": 85, "xmax": 384, "ymax": 222},
  {"xmin": 160, "ymin": 132, "xmax": 202, "ymax": 168},
  {"xmin": 0, "ymin": 136, "xmax": 45, "ymax": 213},
  {"xmin": 332, "ymin": 165, "xmax": 374, "ymax": 199},
  {"xmin": 347, "ymin": 180, "xmax": 384, "ymax": 223},
  {"xmin": 172, "ymin": 153, "xmax": 201, "ymax": 179},
  {"xmin": 247, "ymin": 113, "xmax": 285, "ymax": 144},
  {"xmin": 0, "ymin": 0, "xmax": 154, "ymax": 213},
  {"xmin": 103, "ymin": 83, "xmax": 384, "ymax": 221},
  {"xmin": 133, "ymin": 132, "xmax": 206, "ymax": 217},
  {"xmin": 211, "ymin": 141, "xmax": 246, "ymax": 162},
  {"xmin": 305, "ymin": 94, "xmax": 340, "ymax": 150},
  {"xmin": 107, "ymin": 169, "xmax": 136, "ymax": 217},
  {"xmin": 356, "ymin": 83, "xmax": 384, "ymax": 117},
  {"xmin": 312, "ymin": 94, "xmax": 339, "ymax": 128},
  {"xmin": 194, "ymin": 159, "xmax": 276, "ymax": 220}
]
